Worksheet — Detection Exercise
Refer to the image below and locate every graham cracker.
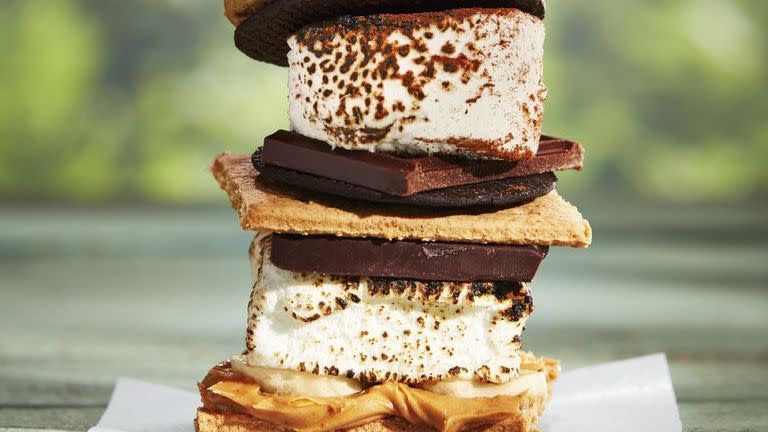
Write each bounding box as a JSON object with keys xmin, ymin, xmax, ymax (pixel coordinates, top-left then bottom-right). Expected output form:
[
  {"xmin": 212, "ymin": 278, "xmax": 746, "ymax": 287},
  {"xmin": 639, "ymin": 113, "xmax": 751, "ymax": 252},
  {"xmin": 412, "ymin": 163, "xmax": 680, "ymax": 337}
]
[
  {"xmin": 195, "ymin": 352, "xmax": 559, "ymax": 432},
  {"xmin": 211, "ymin": 153, "xmax": 591, "ymax": 247},
  {"xmin": 195, "ymin": 407, "xmax": 540, "ymax": 432}
]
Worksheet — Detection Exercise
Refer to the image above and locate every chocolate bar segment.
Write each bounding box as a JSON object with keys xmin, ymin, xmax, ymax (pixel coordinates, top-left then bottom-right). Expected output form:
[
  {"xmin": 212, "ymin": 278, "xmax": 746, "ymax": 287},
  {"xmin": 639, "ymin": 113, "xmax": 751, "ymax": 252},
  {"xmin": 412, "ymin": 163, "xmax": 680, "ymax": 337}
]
[
  {"xmin": 260, "ymin": 130, "xmax": 582, "ymax": 196},
  {"xmin": 254, "ymin": 152, "xmax": 556, "ymax": 208},
  {"xmin": 270, "ymin": 234, "xmax": 548, "ymax": 282}
]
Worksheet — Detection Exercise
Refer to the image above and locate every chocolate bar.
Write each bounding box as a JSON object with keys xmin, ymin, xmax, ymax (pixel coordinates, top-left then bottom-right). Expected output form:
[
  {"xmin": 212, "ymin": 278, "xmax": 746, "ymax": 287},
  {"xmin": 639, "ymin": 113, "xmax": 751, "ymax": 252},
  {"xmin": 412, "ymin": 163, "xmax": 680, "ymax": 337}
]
[
  {"xmin": 259, "ymin": 130, "xmax": 582, "ymax": 196},
  {"xmin": 254, "ymin": 153, "xmax": 556, "ymax": 208},
  {"xmin": 270, "ymin": 234, "xmax": 548, "ymax": 282}
]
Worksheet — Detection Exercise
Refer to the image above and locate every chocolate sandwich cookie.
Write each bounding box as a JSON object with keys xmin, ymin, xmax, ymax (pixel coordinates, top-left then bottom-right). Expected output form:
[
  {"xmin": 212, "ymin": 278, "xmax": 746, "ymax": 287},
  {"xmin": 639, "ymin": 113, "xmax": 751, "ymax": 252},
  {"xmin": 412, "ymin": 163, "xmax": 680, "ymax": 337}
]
[
  {"xmin": 228, "ymin": 0, "xmax": 546, "ymax": 66},
  {"xmin": 270, "ymin": 234, "xmax": 548, "ymax": 282},
  {"xmin": 254, "ymin": 151, "xmax": 557, "ymax": 208}
]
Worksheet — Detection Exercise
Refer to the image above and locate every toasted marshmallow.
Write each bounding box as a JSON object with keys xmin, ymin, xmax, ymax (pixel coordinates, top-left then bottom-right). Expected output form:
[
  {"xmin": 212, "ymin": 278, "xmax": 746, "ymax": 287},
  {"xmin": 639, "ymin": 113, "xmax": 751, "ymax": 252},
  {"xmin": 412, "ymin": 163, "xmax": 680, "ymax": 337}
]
[
  {"xmin": 287, "ymin": 8, "xmax": 546, "ymax": 161},
  {"xmin": 422, "ymin": 369, "xmax": 546, "ymax": 398},
  {"xmin": 230, "ymin": 355, "xmax": 364, "ymax": 397},
  {"xmin": 246, "ymin": 233, "xmax": 533, "ymax": 385},
  {"xmin": 231, "ymin": 353, "xmax": 545, "ymax": 398}
]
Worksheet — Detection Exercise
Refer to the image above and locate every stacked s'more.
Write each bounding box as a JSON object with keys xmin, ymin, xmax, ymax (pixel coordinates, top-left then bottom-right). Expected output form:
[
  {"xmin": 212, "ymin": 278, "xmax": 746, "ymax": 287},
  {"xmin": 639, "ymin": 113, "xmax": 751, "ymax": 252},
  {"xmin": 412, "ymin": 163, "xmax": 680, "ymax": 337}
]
[{"xmin": 197, "ymin": 1, "xmax": 591, "ymax": 432}]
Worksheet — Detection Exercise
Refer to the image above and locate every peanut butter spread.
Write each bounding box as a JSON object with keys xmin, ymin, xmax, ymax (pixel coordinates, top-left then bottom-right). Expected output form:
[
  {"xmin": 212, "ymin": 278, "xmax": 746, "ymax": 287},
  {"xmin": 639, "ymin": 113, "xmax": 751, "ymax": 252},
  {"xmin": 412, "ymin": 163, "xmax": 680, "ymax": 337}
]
[{"xmin": 199, "ymin": 355, "xmax": 559, "ymax": 432}]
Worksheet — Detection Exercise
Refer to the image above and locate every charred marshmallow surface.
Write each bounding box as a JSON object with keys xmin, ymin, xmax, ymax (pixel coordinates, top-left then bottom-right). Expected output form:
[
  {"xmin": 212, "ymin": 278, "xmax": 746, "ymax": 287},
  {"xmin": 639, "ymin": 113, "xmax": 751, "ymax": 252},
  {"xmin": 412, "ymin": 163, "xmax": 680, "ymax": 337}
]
[
  {"xmin": 287, "ymin": 8, "xmax": 546, "ymax": 161},
  {"xmin": 246, "ymin": 233, "xmax": 533, "ymax": 385}
]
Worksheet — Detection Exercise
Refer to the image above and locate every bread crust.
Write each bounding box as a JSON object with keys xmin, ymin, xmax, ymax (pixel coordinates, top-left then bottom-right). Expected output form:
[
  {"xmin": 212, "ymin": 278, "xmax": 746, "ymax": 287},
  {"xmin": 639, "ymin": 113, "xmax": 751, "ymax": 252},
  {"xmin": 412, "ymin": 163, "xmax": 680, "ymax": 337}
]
[{"xmin": 211, "ymin": 153, "xmax": 591, "ymax": 247}]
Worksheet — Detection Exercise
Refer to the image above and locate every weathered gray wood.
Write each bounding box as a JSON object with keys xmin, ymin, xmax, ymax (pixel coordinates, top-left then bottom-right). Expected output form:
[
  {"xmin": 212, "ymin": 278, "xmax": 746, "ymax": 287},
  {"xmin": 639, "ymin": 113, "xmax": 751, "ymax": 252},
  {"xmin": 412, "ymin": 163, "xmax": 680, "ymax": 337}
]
[
  {"xmin": 678, "ymin": 400, "xmax": 768, "ymax": 432},
  {"xmin": 1, "ymin": 207, "xmax": 766, "ymax": 431},
  {"xmin": 0, "ymin": 429, "xmax": 76, "ymax": 432},
  {"xmin": 0, "ymin": 406, "xmax": 103, "ymax": 431}
]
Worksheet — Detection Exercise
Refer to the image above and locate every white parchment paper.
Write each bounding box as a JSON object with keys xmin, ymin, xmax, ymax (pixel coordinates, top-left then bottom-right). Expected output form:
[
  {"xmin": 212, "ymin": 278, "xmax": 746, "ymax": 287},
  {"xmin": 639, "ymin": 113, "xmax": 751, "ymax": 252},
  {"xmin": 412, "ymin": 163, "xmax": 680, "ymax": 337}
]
[{"xmin": 89, "ymin": 353, "xmax": 681, "ymax": 432}]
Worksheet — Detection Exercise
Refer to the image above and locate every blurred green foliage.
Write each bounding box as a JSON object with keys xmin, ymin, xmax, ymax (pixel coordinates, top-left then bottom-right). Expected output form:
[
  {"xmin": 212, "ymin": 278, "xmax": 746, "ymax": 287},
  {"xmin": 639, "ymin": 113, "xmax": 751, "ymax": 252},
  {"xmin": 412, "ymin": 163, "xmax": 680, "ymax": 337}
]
[{"xmin": 0, "ymin": 0, "xmax": 765, "ymax": 203}]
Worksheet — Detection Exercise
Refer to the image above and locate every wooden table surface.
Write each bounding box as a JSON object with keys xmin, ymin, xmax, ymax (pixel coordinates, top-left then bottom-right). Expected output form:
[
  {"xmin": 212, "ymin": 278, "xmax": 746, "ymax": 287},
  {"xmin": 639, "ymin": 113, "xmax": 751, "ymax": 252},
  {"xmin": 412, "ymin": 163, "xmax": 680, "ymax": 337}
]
[{"xmin": 1, "ymin": 204, "xmax": 767, "ymax": 431}]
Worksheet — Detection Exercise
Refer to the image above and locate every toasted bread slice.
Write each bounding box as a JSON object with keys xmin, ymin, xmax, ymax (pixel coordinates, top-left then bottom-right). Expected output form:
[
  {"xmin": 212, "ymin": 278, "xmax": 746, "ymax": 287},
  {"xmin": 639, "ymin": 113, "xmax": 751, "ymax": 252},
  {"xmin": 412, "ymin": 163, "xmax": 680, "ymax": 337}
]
[{"xmin": 211, "ymin": 153, "xmax": 591, "ymax": 247}]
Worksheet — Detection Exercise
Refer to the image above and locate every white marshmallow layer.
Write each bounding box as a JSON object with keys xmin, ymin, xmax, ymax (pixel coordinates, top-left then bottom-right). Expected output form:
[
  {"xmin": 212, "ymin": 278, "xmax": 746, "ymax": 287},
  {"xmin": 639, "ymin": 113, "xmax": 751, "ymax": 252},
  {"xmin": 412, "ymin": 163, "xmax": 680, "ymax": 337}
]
[
  {"xmin": 245, "ymin": 233, "xmax": 533, "ymax": 384},
  {"xmin": 287, "ymin": 8, "xmax": 546, "ymax": 160}
]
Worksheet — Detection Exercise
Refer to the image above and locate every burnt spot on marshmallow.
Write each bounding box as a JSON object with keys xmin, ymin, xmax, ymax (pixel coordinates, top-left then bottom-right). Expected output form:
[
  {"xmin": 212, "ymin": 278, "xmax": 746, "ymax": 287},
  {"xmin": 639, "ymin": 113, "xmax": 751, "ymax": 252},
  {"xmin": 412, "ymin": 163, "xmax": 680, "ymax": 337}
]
[
  {"xmin": 474, "ymin": 365, "xmax": 492, "ymax": 381},
  {"xmin": 343, "ymin": 278, "xmax": 360, "ymax": 291},
  {"xmin": 291, "ymin": 312, "xmax": 321, "ymax": 323},
  {"xmin": 496, "ymin": 289, "xmax": 534, "ymax": 323},
  {"xmin": 448, "ymin": 366, "xmax": 468, "ymax": 377}
]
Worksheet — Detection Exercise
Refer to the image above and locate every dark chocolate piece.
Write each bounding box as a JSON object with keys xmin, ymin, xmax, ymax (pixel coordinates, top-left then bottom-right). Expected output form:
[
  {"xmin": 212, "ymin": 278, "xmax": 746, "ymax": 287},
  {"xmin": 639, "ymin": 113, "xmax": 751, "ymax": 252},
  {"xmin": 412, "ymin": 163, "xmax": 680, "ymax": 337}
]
[
  {"xmin": 254, "ymin": 152, "xmax": 556, "ymax": 208},
  {"xmin": 260, "ymin": 130, "xmax": 581, "ymax": 196},
  {"xmin": 235, "ymin": 0, "xmax": 546, "ymax": 66},
  {"xmin": 270, "ymin": 234, "xmax": 548, "ymax": 282}
]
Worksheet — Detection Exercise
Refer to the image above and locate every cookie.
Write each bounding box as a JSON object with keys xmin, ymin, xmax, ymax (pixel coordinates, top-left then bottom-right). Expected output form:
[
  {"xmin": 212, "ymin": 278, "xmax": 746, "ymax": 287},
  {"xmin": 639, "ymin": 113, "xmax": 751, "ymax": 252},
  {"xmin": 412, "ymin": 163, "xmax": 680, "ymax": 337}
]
[
  {"xmin": 229, "ymin": 0, "xmax": 546, "ymax": 65},
  {"xmin": 211, "ymin": 153, "xmax": 592, "ymax": 247}
]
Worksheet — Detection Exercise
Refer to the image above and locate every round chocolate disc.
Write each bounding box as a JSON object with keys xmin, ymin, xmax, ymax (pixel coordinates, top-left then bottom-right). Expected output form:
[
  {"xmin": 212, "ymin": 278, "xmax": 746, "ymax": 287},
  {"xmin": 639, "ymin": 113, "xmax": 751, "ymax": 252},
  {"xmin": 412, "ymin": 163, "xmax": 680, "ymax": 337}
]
[
  {"xmin": 253, "ymin": 151, "xmax": 556, "ymax": 208},
  {"xmin": 234, "ymin": 0, "xmax": 546, "ymax": 66}
]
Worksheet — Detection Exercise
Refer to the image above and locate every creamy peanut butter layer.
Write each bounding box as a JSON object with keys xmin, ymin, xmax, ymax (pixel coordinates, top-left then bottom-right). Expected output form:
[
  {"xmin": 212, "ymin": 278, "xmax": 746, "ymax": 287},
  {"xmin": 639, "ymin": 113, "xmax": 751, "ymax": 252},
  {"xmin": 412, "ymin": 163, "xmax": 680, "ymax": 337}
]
[{"xmin": 198, "ymin": 353, "xmax": 559, "ymax": 432}]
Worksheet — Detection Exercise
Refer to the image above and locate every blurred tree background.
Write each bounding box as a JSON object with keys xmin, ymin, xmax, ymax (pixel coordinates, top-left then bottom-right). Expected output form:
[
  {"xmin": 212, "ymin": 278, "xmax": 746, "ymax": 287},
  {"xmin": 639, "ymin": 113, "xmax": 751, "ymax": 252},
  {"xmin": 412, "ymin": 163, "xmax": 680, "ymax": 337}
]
[{"xmin": 0, "ymin": 0, "xmax": 765, "ymax": 204}]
